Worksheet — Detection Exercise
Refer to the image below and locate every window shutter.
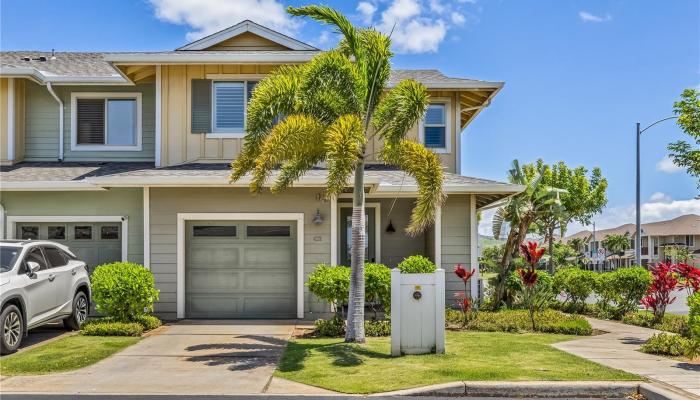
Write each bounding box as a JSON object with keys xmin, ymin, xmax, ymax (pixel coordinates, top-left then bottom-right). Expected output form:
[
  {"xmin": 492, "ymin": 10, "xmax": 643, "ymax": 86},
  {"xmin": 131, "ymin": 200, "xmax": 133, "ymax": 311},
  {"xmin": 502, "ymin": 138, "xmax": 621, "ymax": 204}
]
[
  {"xmin": 76, "ymin": 99, "xmax": 105, "ymax": 144},
  {"xmin": 191, "ymin": 79, "xmax": 212, "ymax": 133}
]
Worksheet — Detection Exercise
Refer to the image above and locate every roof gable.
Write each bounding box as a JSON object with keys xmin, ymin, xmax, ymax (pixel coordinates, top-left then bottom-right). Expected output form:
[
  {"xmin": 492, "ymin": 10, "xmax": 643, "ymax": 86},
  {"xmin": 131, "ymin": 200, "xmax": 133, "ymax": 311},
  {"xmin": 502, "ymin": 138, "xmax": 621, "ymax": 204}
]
[{"xmin": 177, "ymin": 20, "xmax": 317, "ymax": 51}]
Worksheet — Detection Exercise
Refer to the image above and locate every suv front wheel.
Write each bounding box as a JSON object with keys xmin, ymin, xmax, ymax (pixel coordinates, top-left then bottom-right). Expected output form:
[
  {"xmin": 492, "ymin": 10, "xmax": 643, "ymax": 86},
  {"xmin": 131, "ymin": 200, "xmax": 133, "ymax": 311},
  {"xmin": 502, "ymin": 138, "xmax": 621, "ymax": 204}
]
[
  {"xmin": 64, "ymin": 292, "xmax": 88, "ymax": 331},
  {"xmin": 1, "ymin": 305, "xmax": 23, "ymax": 355}
]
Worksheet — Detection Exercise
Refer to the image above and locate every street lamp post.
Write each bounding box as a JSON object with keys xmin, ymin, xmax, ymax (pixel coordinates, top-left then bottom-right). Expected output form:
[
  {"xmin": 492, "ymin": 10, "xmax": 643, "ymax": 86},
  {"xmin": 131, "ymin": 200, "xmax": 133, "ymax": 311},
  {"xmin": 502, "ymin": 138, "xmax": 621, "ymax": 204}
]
[{"xmin": 635, "ymin": 116, "xmax": 678, "ymax": 265}]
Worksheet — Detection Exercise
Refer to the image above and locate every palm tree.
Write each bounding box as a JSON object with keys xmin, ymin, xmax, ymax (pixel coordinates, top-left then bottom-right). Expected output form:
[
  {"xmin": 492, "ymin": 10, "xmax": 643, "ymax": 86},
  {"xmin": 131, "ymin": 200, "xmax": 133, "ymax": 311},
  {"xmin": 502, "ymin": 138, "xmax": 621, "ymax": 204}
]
[
  {"xmin": 491, "ymin": 160, "xmax": 564, "ymax": 305},
  {"xmin": 230, "ymin": 6, "xmax": 444, "ymax": 343},
  {"xmin": 601, "ymin": 233, "xmax": 631, "ymax": 268},
  {"xmin": 567, "ymin": 237, "xmax": 586, "ymax": 265}
]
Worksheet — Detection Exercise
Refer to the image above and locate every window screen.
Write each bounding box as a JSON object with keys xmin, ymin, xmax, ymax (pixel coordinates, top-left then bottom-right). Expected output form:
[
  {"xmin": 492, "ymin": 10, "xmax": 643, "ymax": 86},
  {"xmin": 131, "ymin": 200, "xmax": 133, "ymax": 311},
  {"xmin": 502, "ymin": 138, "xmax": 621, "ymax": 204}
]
[
  {"xmin": 48, "ymin": 226, "xmax": 66, "ymax": 240},
  {"xmin": 101, "ymin": 226, "xmax": 120, "ymax": 240},
  {"xmin": 44, "ymin": 247, "xmax": 67, "ymax": 268},
  {"xmin": 213, "ymin": 82, "xmax": 245, "ymax": 132},
  {"xmin": 75, "ymin": 226, "xmax": 92, "ymax": 240},
  {"xmin": 106, "ymin": 99, "xmax": 136, "ymax": 145},
  {"xmin": 246, "ymin": 225, "xmax": 291, "ymax": 237},
  {"xmin": 76, "ymin": 98, "xmax": 105, "ymax": 144},
  {"xmin": 193, "ymin": 226, "xmax": 237, "ymax": 237},
  {"xmin": 20, "ymin": 226, "xmax": 39, "ymax": 240},
  {"xmin": 424, "ymin": 104, "xmax": 446, "ymax": 148}
]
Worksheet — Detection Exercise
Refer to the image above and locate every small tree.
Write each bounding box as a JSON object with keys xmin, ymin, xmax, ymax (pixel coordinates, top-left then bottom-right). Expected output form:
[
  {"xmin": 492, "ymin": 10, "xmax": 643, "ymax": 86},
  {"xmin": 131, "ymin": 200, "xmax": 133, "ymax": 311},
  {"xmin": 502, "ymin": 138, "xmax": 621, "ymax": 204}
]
[
  {"xmin": 669, "ymin": 88, "xmax": 700, "ymax": 187},
  {"xmin": 601, "ymin": 233, "xmax": 631, "ymax": 268},
  {"xmin": 518, "ymin": 241, "xmax": 547, "ymax": 330},
  {"xmin": 641, "ymin": 262, "xmax": 679, "ymax": 323}
]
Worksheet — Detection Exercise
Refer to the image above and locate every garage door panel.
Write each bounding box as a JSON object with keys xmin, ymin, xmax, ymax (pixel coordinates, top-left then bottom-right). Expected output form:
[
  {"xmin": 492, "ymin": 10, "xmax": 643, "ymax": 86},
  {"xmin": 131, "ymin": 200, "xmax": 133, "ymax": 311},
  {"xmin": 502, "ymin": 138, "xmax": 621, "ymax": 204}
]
[{"xmin": 185, "ymin": 220, "xmax": 296, "ymax": 319}]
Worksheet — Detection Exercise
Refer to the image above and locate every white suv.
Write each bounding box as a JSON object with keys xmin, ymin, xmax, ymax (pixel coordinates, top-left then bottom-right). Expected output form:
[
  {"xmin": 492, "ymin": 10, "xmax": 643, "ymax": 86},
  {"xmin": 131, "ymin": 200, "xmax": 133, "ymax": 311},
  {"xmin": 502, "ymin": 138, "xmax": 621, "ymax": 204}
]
[{"xmin": 0, "ymin": 240, "xmax": 91, "ymax": 354}]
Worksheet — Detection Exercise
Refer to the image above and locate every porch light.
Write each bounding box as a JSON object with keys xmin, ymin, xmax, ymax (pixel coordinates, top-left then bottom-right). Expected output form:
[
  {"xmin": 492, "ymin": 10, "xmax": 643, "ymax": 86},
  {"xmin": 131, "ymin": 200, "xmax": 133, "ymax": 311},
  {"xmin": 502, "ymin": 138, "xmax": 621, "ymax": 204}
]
[
  {"xmin": 312, "ymin": 209, "xmax": 324, "ymax": 225},
  {"xmin": 386, "ymin": 219, "xmax": 396, "ymax": 233}
]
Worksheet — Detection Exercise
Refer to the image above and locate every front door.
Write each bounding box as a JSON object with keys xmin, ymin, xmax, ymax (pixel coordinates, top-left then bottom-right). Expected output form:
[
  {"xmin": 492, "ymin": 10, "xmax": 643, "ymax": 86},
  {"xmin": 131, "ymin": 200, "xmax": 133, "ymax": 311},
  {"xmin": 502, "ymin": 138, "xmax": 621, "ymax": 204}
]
[{"xmin": 340, "ymin": 207, "xmax": 376, "ymax": 264}]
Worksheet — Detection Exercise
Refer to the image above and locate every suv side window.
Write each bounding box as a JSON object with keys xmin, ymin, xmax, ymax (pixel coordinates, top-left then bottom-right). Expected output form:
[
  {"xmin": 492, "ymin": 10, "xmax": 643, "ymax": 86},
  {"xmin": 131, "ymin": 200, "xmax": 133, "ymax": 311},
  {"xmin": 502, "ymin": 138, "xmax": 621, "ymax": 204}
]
[
  {"xmin": 43, "ymin": 246, "xmax": 67, "ymax": 268},
  {"xmin": 22, "ymin": 247, "xmax": 48, "ymax": 273}
]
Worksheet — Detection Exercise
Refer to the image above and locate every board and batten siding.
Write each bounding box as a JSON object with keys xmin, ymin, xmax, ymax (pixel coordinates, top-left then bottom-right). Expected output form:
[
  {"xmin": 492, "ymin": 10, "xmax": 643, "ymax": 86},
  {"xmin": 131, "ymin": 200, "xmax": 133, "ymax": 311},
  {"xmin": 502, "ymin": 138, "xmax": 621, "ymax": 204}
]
[
  {"xmin": 440, "ymin": 194, "xmax": 473, "ymax": 300},
  {"xmin": 23, "ymin": 81, "xmax": 155, "ymax": 162},
  {"xmin": 148, "ymin": 187, "xmax": 332, "ymax": 320},
  {"xmin": 0, "ymin": 188, "xmax": 144, "ymax": 263}
]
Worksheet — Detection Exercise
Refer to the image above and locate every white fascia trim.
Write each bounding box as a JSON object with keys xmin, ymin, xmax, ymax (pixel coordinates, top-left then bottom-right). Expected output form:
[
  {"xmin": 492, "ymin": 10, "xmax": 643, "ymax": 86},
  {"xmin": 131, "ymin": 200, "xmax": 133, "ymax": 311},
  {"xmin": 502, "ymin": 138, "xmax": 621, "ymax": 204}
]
[
  {"xmin": 337, "ymin": 203, "xmax": 381, "ymax": 265},
  {"xmin": 155, "ymin": 65, "xmax": 162, "ymax": 167},
  {"xmin": 7, "ymin": 78, "xmax": 14, "ymax": 162},
  {"xmin": 6, "ymin": 215, "xmax": 128, "ymax": 262},
  {"xmin": 105, "ymin": 52, "xmax": 319, "ymax": 64},
  {"xmin": 176, "ymin": 212, "xmax": 305, "ymax": 319},
  {"xmin": 0, "ymin": 181, "xmax": 106, "ymax": 191},
  {"xmin": 469, "ymin": 194, "xmax": 479, "ymax": 300},
  {"xmin": 177, "ymin": 20, "xmax": 317, "ymax": 51},
  {"xmin": 375, "ymin": 183, "xmax": 525, "ymax": 194},
  {"xmin": 70, "ymin": 92, "xmax": 143, "ymax": 152},
  {"xmin": 387, "ymin": 81, "xmax": 504, "ymax": 90}
]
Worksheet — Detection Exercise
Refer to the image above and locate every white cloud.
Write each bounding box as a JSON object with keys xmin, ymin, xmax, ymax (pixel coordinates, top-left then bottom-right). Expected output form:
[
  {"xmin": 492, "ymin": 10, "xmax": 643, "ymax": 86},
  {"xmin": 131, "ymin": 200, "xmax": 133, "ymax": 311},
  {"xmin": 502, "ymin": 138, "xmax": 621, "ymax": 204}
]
[
  {"xmin": 579, "ymin": 11, "xmax": 612, "ymax": 23},
  {"xmin": 149, "ymin": 0, "xmax": 299, "ymax": 42},
  {"xmin": 356, "ymin": 1, "xmax": 377, "ymax": 25},
  {"xmin": 649, "ymin": 192, "xmax": 672, "ymax": 203},
  {"xmin": 451, "ymin": 11, "xmax": 466, "ymax": 25},
  {"xmin": 376, "ymin": 0, "xmax": 447, "ymax": 53},
  {"xmin": 429, "ymin": 0, "xmax": 446, "ymax": 14},
  {"xmin": 457, "ymin": 0, "xmax": 477, "ymax": 3},
  {"xmin": 657, "ymin": 155, "xmax": 684, "ymax": 173}
]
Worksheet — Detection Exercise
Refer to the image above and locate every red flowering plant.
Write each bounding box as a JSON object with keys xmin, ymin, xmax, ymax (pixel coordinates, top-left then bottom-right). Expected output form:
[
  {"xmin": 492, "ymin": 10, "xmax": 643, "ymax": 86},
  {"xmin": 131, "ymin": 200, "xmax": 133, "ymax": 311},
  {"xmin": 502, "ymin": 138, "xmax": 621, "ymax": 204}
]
[
  {"xmin": 674, "ymin": 263, "xmax": 700, "ymax": 295},
  {"xmin": 453, "ymin": 264, "xmax": 476, "ymax": 326},
  {"xmin": 518, "ymin": 241, "xmax": 547, "ymax": 330},
  {"xmin": 641, "ymin": 262, "xmax": 679, "ymax": 323}
]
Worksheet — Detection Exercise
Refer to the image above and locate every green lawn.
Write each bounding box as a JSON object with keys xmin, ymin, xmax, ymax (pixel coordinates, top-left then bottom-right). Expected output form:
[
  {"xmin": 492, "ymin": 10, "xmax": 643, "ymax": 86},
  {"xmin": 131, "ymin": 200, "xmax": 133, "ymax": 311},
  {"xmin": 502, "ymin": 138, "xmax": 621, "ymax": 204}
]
[
  {"xmin": 274, "ymin": 331, "xmax": 638, "ymax": 394},
  {"xmin": 1, "ymin": 335, "xmax": 140, "ymax": 376}
]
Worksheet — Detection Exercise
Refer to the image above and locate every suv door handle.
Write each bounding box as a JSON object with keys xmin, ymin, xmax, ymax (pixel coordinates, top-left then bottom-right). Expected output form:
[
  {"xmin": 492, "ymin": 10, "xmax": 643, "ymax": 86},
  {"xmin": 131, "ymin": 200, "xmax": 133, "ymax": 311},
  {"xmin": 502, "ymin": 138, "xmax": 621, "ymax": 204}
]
[{"xmin": 48, "ymin": 274, "xmax": 56, "ymax": 282}]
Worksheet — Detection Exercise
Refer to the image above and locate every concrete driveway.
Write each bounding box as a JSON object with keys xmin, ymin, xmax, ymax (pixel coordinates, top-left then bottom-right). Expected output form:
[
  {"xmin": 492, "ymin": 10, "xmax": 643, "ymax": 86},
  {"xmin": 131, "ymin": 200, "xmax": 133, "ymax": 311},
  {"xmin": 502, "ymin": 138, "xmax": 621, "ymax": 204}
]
[{"xmin": 0, "ymin": 320, "xmax": 332, "ymax": 396}]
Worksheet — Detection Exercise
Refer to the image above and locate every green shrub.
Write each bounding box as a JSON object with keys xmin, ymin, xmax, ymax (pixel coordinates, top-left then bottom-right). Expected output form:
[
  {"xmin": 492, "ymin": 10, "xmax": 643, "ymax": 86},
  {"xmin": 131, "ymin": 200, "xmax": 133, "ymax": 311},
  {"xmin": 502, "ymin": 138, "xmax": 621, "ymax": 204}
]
[
  {"xmin": 91, "ymin": 262, "xmax": 159, "ymax": 321},
  {"xmin": 307, "ymin": 264, "xmax": 350, "ymax": 312},
  {"xmin": 365, "ymin": 319, "xmax": 391, "ymax": 337},
  {"xmin": 553, "ymin": 268, "xmax": 595, "ymax": 312},
  {"xmin": 622, "ymin": 311, "xmax": 688, "ymax": 336},
  {"xmin": 133, "ymin": 314, "xmax": 162, "ymax": 331},
  {"xmin": 365, "ymin": 263, "xmax": 391, "ymax": 311},
  {"xmin": 462, "ymin": 309, "xmax": 591, "ymax": 335},
  {"xmin": 81, "ymin": 321, "xmax": 143, "ymax": 337},
  {"xmin": 313, "ymin": 316, "xmax": 345, "ymax": 337},
  {"xmin": 609, "ymin": 267, "xmax": 652, "ymax": 316},
  {"xmin": 592, "ymin": 272, "xmax": 618, "ymax": 319},
  {"xmin": 640, "ymin": 333, "xmax": 690, "ymax": 357},
  {"xmin": 688, "ymin": 292, "xmax": 700, "ymax": 341},
  {"xmin": 397, "ymin": 255, "xmax": 436, "ymax": 274}
]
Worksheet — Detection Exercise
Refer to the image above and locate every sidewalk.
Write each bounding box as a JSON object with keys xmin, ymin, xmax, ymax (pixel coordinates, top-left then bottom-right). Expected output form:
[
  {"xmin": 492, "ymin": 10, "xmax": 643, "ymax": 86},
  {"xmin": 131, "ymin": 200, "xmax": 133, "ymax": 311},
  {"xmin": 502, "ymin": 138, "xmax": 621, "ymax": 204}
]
[{"xmin": 553, "ymin": 317, "xmax": 700, "ymax": 399}]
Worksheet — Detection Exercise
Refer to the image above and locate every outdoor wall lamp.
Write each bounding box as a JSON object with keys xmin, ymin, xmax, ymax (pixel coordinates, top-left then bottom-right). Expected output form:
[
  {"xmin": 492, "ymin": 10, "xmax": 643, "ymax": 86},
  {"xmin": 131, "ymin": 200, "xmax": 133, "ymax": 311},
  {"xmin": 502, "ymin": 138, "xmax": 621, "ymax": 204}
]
[{"xmin": 312, "ymin": 209, "xmax": 324, "ymax": 225}]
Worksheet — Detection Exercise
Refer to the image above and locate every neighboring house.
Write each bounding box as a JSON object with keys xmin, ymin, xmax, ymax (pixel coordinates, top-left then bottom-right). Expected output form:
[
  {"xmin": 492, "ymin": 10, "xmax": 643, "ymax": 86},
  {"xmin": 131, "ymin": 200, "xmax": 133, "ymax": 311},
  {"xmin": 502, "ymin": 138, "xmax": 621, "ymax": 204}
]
[
  {"xmin": 0, "ymin": 21, "xmax": 522, "ymax": 320},
  {"xmin": 565, "ymin": 214, "xmax": 700, "ymax": 269}
]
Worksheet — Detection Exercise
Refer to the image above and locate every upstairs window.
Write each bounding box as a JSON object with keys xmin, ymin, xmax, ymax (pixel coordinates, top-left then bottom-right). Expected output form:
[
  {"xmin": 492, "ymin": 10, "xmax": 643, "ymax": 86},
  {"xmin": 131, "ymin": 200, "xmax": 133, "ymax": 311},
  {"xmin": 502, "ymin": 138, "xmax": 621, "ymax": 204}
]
[
  {"xmin": 213, "ymin": 80, "xmax": 257, "ymax": 135},
  {"xmin": 423, "ymin": 103, "xmax": 448, "ymax": 151},
  {"xmin": 71, "ymin": 93, "xmax": 142, "ymax": 151}
]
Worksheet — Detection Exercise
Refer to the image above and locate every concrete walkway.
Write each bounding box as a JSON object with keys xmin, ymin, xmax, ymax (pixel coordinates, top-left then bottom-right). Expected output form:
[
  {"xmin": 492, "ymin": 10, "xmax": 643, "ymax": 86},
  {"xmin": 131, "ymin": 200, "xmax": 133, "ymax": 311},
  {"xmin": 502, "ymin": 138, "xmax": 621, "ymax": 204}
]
[
  {"xmin": 0, "ymin": 320, "xmax": 333, "ymax": 396},
  {"xmin": 553, "ymin": 318, "xmax": 700, "ymax": 399}
]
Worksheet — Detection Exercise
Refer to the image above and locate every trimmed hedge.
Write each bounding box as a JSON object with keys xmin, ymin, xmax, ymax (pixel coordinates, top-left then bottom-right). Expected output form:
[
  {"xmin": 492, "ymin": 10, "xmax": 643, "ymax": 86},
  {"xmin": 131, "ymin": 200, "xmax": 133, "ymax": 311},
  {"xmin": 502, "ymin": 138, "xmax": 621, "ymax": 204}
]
[
  {"xmin": 447, "ymin": 309, "xmax": 592, "ymax": 336},
  {"xmin": 81, "ymin": 321, "xmax": 143, "ymax": 337},
  {"xmin": 82, "ymin": 315, "xmax": 162, "ymax": 334},
  {"xmin": 133, "ymin": 314, "xmax": 163, "ymax": 331},
  {"xmin": 640, "ymin": 333, "xmax": 690, "ymax": 357},
  {"xmin": 621, "ymin": 311, "xmax": 688, "ymax": 337},
  {"xmin": 312, "ymin": 317, "xmax": 391, "ymax": 337},
  {"xmin": 397, "ymin": 255, "xmax": 436, "ymax": 274},
  {"xmin": 91, "ymin": 262, "xmax": 159, "ymax": 321}
]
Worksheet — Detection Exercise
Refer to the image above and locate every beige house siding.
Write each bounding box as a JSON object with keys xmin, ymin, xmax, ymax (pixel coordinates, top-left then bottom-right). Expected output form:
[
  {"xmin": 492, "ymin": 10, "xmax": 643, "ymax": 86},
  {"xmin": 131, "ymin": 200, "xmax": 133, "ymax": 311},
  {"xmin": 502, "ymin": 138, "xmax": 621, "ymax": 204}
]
[
  {"xmin": 0, "ymin": 78, "xmax": 25, "ymax": 165},
  {"xmin": 441, "ymin": 194, "xmax": 472, "ymax": 299},
  {"xmin": 157, "ymin": 65, "xmax": 461, "ymax": 173},
  {"xmin": 148, "ymin": 187, "xmax": 333, "ymax": 320}
]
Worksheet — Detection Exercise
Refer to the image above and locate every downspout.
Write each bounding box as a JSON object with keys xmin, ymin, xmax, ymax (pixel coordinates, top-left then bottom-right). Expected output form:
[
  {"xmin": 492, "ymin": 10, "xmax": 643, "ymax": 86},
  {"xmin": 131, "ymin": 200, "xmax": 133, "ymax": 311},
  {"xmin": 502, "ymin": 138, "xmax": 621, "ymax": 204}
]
[{"xmin": 45, "ymin": 82, "xmax": 64, "ymax": 161}]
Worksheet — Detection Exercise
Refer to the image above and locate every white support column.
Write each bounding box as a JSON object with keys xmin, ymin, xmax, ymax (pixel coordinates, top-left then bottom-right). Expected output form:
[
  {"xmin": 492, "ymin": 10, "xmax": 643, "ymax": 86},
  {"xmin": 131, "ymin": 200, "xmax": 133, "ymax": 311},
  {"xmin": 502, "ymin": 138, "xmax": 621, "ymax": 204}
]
[
  {"xmin": 455, "ymin": 93, "xmax": 461, "ymax": 174},
  {"xmin": 143, "ymin": 187, "xmax": 150, "ymax": 269},
  {"xmin": 7, "ymin": 78, "xmax": 14, "ymax": 162},
  {"xmin": 434, "ymin": 204, "xmax": 442, "ymax": 269},
  {"xmin": 470, "ymin": 194, "xmax": 479, "ymax": 300},
  {"xmin": 155, "ymin": 65, "xmax": 162, "ymax": 167},
  {"xmin": 330, "ymin": 196, "xmax": 337, "ymax": 266}
]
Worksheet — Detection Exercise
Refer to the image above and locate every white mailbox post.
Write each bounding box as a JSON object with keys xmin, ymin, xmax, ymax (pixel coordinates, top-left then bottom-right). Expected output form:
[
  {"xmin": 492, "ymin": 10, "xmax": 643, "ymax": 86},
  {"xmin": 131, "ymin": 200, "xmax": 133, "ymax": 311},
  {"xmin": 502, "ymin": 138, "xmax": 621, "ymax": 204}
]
[{"xmin": 391, "ymin": 268, "xmax": 445, "ymax": 356}]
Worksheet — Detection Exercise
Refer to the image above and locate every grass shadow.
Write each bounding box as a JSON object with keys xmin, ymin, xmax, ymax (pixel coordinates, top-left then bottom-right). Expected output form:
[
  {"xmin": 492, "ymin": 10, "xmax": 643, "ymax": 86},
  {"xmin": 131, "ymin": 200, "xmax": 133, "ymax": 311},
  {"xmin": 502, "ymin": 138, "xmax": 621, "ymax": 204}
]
[{"xmin": 277, "ymin": 339, "xmax": 392, "ymax": 373}]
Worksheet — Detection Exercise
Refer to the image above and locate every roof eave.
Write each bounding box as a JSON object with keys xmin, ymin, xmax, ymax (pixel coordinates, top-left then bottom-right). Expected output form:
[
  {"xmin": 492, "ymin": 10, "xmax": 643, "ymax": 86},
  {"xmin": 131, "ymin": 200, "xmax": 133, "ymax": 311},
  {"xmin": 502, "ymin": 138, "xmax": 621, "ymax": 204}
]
[{"xmin": 104, "ymin": 52, "xmax": 320, "ymax": 64}]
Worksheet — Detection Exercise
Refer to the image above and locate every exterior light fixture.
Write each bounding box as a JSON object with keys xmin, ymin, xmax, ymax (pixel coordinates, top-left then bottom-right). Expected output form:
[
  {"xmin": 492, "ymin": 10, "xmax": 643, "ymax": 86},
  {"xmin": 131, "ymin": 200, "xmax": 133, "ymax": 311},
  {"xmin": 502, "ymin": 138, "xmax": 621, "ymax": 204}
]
[
  {"xmin": 313, "ymin": 209, "xmax": 324, "ymax": 225},
  {"xmin": 386, "ymin": 219, "xmax": 396, "ymax": 233}
]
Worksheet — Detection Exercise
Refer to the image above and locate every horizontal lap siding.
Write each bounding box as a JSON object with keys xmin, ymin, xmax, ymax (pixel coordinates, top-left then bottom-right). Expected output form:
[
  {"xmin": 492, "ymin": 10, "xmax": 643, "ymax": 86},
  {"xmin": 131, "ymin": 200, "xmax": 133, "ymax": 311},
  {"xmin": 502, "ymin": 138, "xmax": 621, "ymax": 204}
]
[
  {"xmin": 148, "ymin": 187, "xmax": 331, "ymax": 320},
  {"xmin": 441, "ymin": 194, "xmax": 472, "ymax": 302},
  {"xmin": 24, "ymin": 81, "xmax": 155, "ymax": 162},
  {"xmin": 0, "ymin": 188, "xmax": 144, "ymax": 263}
]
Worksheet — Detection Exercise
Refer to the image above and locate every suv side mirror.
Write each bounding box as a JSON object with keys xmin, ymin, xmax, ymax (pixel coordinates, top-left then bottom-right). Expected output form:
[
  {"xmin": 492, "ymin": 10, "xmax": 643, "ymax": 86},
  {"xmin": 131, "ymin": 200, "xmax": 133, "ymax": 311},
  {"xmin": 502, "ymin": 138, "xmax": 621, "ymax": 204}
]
[{"xmin": 26, "ymin": 261, "xmax": 41, "ymax": 277}]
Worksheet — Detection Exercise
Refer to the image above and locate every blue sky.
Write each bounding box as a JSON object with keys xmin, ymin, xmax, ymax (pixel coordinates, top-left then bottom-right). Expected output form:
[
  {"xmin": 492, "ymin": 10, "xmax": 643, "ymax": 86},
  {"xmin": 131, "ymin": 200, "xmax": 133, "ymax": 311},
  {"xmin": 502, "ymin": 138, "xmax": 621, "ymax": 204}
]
[{"xmin": 2, "ymin": 0, "xmax": 698, "ymax": 234}]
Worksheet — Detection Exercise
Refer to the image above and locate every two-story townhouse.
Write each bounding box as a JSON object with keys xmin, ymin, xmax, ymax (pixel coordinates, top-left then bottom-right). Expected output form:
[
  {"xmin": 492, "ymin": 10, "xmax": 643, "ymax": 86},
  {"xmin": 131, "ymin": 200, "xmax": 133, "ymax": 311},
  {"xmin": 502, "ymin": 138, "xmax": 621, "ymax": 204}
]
[
  {"xmin": 565, "ymin": 214, "xmax": 700, "ymax": 269},
  {"xmin": 0, "ymin": 21, "xmax": 522, "ymax": 320}
]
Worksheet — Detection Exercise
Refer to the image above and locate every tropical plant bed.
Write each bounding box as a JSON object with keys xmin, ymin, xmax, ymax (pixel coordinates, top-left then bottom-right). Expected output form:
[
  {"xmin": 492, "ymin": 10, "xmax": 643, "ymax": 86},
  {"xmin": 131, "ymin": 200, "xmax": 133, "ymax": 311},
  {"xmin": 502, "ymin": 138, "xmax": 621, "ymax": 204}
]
[
  {"xmin": 446, "ymin": 309, "xmax": 593, "ymax": 336},
  {"xmin": 274, "ymin": 331, "xmax": 637, "ymax": 394},
  {"xmin": 0, "ymin": 335, "xmax": 140, "ymax": 376}
]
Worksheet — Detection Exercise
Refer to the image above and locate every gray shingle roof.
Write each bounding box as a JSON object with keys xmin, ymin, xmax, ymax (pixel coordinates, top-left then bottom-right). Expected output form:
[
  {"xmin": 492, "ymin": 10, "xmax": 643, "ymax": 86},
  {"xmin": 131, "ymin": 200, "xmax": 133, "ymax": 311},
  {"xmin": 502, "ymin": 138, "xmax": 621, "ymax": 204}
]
[
  {"xmin": 388, "ymin": 69, "xmax": 499, "ymax": 88},
  {"xmin": 0, "ymin": 51, "xmax": 121, "ymax": 79}
]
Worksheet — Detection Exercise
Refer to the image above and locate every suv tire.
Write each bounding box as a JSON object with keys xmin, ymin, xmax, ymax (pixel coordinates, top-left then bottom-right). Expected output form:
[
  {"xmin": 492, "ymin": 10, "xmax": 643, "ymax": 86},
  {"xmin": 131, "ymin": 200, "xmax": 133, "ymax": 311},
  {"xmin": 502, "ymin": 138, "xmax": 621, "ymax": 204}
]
[
  {"xmin": 1, "ymin": 305, "xmax": 23, "ymax": 355},
  {"xmin": 64, "ymin": 292, "xmax": 88, "ymax": 331}
]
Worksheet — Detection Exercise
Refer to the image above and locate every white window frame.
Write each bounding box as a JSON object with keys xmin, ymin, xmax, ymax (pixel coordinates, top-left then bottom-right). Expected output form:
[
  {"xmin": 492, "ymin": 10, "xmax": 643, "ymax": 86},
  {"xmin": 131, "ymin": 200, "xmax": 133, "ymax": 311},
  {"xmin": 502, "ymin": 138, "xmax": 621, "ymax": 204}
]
[
  {"xmin": 419, "ymin": 99, "xmax": 451, "ymax": 154},
  {"xmin": 70, "ymin": 92, "xmax": 142, "ymax": 152},
  {"xmin": 209, "ymin": 77, "xmax": 259, "ymax": 138}
]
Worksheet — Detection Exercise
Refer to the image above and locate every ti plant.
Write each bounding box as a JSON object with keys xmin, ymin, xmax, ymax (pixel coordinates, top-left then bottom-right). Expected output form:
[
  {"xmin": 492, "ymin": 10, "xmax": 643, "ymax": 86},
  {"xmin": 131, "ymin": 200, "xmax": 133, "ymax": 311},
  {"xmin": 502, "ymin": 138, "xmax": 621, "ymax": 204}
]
[
  {"xmin": 641, "ymin": 262, "xmax": 679, "ymax": 324},
  {"xmin": 518, "ymin": 241, "xmax": 546, "ymax": 330},
  {"xmin": 453, "ymin": 264, "xmax": 476, "ymax": 326}
]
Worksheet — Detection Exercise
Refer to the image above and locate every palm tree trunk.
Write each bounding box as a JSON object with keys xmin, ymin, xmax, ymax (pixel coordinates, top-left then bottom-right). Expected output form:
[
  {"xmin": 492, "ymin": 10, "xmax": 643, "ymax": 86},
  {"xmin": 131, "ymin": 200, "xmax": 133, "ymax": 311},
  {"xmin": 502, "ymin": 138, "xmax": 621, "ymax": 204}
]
[
  {"xmin": 345, "ymin": 158, "xmax": 366, "ymax": 343},
  {"xmin": 495, "ymin": 216, "xmax": 531, "ymax": 306}
]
